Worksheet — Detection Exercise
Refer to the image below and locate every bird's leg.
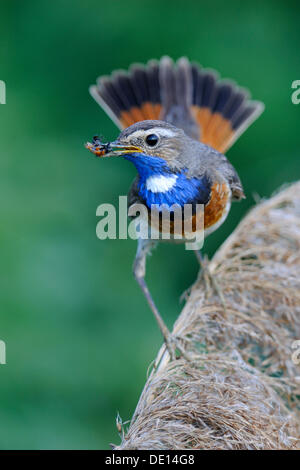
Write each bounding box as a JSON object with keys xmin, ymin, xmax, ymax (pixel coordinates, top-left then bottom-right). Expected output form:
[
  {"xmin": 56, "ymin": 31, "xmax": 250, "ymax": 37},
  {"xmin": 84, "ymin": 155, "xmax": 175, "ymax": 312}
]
[
  {"xmin": 194, "ymin": 250, "xmax": 227, "ymax": 313},
  {"xmin": 133, "ymin": 239, "xmax": 187, "ymax": 361}
]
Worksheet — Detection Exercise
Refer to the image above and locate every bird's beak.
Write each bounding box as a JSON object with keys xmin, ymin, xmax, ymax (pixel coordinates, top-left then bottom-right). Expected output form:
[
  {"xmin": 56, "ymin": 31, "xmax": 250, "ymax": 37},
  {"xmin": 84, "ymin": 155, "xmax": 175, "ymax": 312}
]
[{"xmin": 85, "ymin": 139, "xmax": 142, "ymax": 158}]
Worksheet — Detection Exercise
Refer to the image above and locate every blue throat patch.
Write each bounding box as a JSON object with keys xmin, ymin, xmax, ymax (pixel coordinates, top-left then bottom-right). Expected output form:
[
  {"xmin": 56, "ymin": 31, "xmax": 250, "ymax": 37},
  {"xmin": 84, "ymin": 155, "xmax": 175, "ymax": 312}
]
[
  {"xmin": 124, "ymin": 153, "xmax": 170, "ymax": 178},
  {"xmin": 124, "ymin": 153, "xmax": 211, "ymax": 208}
]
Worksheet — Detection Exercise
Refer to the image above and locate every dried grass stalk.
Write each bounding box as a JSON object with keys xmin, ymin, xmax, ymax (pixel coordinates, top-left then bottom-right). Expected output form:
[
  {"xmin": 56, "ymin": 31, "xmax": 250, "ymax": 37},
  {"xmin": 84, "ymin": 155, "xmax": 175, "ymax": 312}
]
[{"xmin": 117, "ymin": 182, "xmax": 300, "ymax": 450}]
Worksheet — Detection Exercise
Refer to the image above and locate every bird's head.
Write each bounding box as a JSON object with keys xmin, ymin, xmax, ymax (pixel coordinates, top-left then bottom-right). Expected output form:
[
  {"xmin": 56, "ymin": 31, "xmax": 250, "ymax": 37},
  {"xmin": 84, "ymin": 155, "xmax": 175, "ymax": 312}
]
[{"xmin": 85, "ymin": 120, "xmax": 188, "ymax": 177}]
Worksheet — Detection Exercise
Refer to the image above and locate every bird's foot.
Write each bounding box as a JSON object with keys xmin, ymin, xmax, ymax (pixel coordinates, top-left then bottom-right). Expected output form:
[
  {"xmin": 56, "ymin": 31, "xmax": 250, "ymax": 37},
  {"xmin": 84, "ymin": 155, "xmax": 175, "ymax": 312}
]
[
  {"xmin": 164, "ymin": 333, "xmax": 192, "ymax": 362},
  {"xmin": 179, "ymin": 285, "xmax": 193, "ymax": 303},
  {"xmin": 195, "ymin": 251, "xmax": 227, "ymax": 314},
  {"xmin": 198, "ymin": 254, "xmax": 213, "ymax": 298}
]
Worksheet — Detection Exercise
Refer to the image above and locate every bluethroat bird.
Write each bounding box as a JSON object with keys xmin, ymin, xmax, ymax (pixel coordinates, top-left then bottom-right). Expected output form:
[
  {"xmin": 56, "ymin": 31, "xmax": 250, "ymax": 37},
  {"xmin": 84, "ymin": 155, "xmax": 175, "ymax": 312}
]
[{"xmin": 85, "ymin": 57, "xmax": 264, "ymax": 359}]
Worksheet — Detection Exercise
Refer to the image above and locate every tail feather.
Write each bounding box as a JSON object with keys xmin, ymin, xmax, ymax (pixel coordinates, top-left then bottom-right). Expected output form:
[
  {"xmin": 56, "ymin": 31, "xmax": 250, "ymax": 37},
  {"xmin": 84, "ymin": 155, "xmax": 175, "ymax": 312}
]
[
  {"xmin": 145, "ymin": 60, "xmax": 162, "ymax": 119},
  {"xmin": 192, "ymin": 71, "xmax": 219, "ymax": 139},
  {"xmin": 159, "ymin": 56, "xmax": 177, "ymax": 115},
  {"xmin": 175, "ymin": 57, "xmax": 193, "ymax": 110},
  {"xmin": 129, "ymin": 65, "xmax": 154, "ymax": 120},
  {"xmin": 90, "ymin": 57, "xmax": 264, "ymax": 153},
  {"xmin": 145, "ymin": 60, "xmax": 160, "ymax": 104}
]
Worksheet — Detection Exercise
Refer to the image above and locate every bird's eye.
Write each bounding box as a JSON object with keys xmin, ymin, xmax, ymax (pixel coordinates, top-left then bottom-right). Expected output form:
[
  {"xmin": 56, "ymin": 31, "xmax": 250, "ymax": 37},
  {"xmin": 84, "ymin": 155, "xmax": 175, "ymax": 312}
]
[{"xmin": 145, "ymin": 134, "xmax": 159, "ymax": 147}]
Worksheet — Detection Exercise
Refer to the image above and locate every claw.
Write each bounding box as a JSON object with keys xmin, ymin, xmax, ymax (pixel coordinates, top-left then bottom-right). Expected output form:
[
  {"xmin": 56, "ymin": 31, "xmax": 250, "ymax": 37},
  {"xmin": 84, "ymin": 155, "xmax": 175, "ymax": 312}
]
[
  {"xmin": 165, "ymin": 334, "xmax": 192, "ymax": 362},
  {"xmin": 195, "ymin": 251, "xmax": 227, "ymax": 313}
]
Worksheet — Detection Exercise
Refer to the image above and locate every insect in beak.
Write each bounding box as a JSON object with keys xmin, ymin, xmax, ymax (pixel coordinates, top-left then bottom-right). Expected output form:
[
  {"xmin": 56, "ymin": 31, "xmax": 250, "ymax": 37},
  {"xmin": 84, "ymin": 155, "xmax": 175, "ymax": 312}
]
[{"xmin": 85, "ymin": 135, "xmax": 142, "ymax": 157}]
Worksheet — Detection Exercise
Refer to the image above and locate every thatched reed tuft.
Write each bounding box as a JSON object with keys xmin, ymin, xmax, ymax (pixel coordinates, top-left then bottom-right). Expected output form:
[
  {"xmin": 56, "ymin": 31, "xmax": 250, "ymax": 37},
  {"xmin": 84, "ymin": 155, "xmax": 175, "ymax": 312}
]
[{"xmin": 117, "ymin": 182, "xmax": 300, "ymax": 450}]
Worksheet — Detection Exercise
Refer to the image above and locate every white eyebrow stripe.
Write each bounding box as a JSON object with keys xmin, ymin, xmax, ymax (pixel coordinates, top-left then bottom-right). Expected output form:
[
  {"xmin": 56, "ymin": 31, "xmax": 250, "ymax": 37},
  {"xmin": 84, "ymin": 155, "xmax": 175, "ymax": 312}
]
[
  {"xmin": 129, "ymin": 128, "xmax": 177, "ymax": 139},
  {"xmin": 146, "ymin": 174, "xmax": 178, "ymax": 193}
]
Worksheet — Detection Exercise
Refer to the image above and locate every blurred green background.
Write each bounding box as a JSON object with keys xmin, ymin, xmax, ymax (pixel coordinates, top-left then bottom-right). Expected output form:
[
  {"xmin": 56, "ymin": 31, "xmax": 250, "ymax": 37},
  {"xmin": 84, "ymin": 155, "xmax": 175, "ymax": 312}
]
[{"xmin": 0, "ymin": 0, "xmax": 299, "ymax": 449}]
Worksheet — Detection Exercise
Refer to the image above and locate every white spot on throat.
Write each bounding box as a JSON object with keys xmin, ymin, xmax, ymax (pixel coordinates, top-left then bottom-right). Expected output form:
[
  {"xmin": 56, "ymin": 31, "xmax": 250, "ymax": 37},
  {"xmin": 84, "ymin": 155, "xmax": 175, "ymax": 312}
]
[{"xmin": 146, "ymin": 174, "xmax": 178, "ymax": 193}]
